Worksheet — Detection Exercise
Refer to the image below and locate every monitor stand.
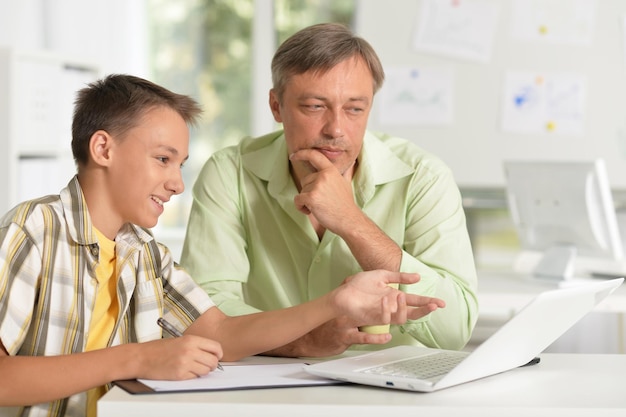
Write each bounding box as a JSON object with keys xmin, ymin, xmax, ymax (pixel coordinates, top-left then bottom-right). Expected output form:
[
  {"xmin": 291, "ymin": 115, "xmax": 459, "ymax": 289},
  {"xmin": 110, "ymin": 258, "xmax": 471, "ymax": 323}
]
[{"xmin": 533, "ymin": 245, "xmax": 577, "ymax": 281}]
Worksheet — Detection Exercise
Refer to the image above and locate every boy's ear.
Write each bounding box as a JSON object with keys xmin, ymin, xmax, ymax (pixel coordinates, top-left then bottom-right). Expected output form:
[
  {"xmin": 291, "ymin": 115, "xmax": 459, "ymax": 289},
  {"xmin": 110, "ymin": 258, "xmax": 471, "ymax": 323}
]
[{"xmin": 89, "ymin": 130, "xmax": 114, "ymax": 167}]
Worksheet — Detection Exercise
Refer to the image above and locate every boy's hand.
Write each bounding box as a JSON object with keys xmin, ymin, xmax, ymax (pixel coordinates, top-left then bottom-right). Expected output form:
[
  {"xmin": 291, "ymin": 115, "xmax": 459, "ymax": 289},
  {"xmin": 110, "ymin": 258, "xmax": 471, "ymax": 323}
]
[
  {"xmin": 138, "ymin": 335, "xmax": 223, "ymax": 380},
  {"xmin": 332, "ymin": 270, "xmax": 445, "ymax": 327}
]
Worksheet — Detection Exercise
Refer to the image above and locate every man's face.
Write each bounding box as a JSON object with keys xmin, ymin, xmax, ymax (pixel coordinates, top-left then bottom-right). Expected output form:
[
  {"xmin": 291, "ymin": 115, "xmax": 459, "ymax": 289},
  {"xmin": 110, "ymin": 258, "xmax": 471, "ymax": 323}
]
[{"xmin": 269, "ymin": 56, "xmax": 374, "ymax": 183}]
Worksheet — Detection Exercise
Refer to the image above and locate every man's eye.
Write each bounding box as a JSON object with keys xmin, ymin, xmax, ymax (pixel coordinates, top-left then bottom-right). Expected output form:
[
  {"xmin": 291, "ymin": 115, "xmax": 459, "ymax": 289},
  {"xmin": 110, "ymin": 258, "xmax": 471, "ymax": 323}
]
[
  {"xmin": 346, "ymin": 105, "xmax": 366, "ymax": 114},
  {"xmin": 157, "ymin": 157, "xmax": 169, "ymax": 163}
]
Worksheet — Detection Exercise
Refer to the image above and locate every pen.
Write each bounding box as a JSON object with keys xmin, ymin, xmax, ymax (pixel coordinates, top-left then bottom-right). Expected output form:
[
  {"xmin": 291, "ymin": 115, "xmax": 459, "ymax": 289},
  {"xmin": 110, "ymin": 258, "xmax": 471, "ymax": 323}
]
[
  {"xmin": 157, "ymin": 317, "xmax": 224, "ymax": 371},
  {"xmin": 157, "ymin": 317, "xmax": 183, "ymax": 337}
]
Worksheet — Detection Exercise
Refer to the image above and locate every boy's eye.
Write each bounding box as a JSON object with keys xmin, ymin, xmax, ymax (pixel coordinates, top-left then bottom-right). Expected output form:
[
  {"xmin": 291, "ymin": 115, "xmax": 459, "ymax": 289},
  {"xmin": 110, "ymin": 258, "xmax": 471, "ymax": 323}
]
[{"xmin": 157, "ymin": 156, "xmax": 168, "ymax": 164}]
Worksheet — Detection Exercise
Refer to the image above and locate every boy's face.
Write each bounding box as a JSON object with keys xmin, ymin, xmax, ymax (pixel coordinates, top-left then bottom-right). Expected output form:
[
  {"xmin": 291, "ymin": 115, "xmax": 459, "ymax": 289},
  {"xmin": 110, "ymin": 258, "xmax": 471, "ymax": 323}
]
[{"xmin": 107, "ymin": 106, "xmax": 189, "ymax": 230}]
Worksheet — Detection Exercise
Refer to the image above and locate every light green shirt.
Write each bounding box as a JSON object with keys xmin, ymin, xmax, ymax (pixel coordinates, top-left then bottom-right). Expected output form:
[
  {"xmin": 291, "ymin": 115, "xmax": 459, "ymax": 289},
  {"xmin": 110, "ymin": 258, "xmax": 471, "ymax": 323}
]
[{"xmin": 181, "ymin": 130, "xmax": 478, "ymax": 350}]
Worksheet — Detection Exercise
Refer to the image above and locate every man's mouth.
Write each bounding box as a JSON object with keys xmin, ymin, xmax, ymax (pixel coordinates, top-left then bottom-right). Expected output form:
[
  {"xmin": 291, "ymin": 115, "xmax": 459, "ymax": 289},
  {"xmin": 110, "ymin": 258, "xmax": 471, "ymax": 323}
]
[
  {"xmin": 315, "ymin": 147, "xmax": 343, "ymax": 160},
  {"xmin": 151, "ymin": 196, "xmax": 164, "ymax": 206}
]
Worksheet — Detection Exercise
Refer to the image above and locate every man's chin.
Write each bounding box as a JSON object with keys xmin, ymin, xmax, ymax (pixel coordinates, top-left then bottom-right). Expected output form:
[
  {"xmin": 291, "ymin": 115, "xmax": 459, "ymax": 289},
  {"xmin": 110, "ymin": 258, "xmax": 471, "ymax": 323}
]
[{"xmin": 291, "ymin": 160, "xmax": 318, "ymax": 175}]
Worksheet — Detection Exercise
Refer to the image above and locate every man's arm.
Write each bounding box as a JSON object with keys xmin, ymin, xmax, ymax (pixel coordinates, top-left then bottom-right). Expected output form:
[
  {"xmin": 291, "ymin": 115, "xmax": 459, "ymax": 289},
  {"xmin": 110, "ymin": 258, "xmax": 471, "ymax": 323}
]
[
  {"xmin": 290, "ymin": 146, "xmax": 478, "ymax": 350},
  {"xmin": 391, "ymin": 163, "xmax": 479, "ymax": 350}
]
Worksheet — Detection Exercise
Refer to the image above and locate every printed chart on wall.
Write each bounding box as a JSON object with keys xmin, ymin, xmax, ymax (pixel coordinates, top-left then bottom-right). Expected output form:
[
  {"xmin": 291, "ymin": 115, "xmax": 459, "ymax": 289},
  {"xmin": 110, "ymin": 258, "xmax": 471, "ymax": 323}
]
[{"xmin": 357, "ymin": 0, "xmax": 626, "ymax": 189}]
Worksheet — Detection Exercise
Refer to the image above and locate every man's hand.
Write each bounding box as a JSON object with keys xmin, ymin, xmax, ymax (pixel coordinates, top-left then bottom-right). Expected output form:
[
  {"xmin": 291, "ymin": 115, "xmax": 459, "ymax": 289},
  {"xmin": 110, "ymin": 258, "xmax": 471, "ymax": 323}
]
[
  {"xmin": 276, "ymin": 316, "xmax": 393, "ymax": 357},
  {"xmin": 290, "ymin": 149, "xmax": 361, "ymax": 235},
  {"xmin": 263, "ymin": 271, "xmax": 445, "ymax": 358},
  {"xmin": 262, "ymin": 316, "xmax": 394, "ymax": 358},
  {"xmin": 290, "ymin": 149, "xmax": 402, "ymax": 271}
]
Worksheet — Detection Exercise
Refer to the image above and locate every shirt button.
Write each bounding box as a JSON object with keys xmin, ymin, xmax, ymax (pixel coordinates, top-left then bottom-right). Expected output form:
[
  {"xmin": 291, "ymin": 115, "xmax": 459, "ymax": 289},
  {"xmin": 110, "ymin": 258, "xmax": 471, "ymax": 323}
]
[{"xmin": 90, "ymin": 245, "xmax": 99, "ymax": 256}]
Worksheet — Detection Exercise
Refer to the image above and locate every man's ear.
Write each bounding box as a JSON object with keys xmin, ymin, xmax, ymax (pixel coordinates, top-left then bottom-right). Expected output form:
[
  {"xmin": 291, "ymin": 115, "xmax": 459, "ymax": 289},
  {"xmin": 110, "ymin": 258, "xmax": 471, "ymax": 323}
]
[
  {"xmin": 89, "ymin": 130, "xmax": 114, "ymax": 167},
  {"xmin": 269, "ymin": 89, "xmax": 283, "ymax": 123}
]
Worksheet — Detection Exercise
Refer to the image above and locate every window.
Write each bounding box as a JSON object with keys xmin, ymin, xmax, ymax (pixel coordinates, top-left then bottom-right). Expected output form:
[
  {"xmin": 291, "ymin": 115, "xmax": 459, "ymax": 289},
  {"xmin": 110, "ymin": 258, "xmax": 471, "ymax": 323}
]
[
  {"xmin": 148, "ymin": 0, "xmax": 255, "ymax": 229},
  {"xmin": 147, "ymin": 0, "xmax": 354, "ymax": 254}
]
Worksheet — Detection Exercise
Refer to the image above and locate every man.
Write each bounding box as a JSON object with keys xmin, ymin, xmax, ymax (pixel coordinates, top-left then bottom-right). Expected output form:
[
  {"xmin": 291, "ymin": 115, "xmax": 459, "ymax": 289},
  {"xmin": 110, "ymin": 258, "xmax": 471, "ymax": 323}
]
[{"xmin": 181, "ymin": 23, "xmax": 478, "ymax": 357}]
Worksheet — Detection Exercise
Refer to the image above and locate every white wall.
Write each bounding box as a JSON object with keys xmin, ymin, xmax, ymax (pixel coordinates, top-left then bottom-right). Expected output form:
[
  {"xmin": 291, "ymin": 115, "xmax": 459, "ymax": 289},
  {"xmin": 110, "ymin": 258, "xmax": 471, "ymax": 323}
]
[
  {"xmin": 0, "ymin": 0, "xmax": 148, "ymax": 76},
  {"xmin": 356, "ymin": 0, "xmax": 626, "ymax": 190},
  {"xmin": 0, "ymin": 0, "xmax": 46, "ymax": 49}
]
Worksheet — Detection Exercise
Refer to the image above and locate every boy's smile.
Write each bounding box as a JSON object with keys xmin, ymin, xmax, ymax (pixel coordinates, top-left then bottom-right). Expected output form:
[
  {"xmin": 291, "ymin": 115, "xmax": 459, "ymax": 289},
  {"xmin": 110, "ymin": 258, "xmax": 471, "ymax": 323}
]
[{"xmin": 94, "ymin": 106, "xmax": 190, "ymax": 237}]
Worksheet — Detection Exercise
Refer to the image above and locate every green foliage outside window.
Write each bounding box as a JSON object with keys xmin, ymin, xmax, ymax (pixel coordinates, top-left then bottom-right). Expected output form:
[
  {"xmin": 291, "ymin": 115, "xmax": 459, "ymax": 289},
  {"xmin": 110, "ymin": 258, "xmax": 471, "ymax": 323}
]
[{"xmin": 147, "ymin": 0, "xmax": 354, "ymax": 228}]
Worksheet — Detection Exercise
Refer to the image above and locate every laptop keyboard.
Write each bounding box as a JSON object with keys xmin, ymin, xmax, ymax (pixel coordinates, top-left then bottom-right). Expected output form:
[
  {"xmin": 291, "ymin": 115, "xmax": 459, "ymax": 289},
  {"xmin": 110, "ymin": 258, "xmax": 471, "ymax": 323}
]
[{"xmin": 359, "ymin": 351, "xmax": 470, "ymax": 380}]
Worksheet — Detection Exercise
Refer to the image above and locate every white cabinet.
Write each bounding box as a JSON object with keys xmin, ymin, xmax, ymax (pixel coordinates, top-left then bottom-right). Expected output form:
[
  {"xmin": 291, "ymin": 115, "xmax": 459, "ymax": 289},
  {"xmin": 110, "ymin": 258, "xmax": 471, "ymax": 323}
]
[{"xmin": 0, "ymin": 48, "xmax": 99, "ymax": 214}]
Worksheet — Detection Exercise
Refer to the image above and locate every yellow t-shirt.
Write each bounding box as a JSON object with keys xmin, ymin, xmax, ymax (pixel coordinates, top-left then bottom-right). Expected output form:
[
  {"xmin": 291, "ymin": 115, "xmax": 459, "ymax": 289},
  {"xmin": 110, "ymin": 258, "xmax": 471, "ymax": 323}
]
[{"xmin": 86, "ymin": 228, "xmax": 118, "ymax": 417}]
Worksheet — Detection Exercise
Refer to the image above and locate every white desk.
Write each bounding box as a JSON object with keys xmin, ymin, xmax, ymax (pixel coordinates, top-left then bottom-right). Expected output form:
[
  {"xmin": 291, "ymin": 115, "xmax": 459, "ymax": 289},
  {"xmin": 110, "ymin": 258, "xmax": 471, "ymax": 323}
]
[{"xmin": 99, "ymin": 353, "xmax": 626, "ymax": 417}]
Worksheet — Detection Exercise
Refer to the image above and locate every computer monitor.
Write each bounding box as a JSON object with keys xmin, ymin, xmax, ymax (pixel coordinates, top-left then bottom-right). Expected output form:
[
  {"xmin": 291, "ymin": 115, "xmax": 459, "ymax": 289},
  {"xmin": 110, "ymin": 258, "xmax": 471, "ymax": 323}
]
[{"xmin": 503, "ymin": 159, "xmax": 624, "ymax": 280}]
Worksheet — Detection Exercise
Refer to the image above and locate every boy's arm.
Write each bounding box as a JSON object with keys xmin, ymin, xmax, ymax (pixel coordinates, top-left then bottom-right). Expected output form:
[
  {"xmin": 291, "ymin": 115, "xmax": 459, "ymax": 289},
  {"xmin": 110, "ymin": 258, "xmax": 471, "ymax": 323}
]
[
  {"xmin": 0, "ymin": 336, "xmax": 223, "ymax": 406},
  {"xmin": 186, "ymin": 270, "xmax": 445, "ymax": 361}
]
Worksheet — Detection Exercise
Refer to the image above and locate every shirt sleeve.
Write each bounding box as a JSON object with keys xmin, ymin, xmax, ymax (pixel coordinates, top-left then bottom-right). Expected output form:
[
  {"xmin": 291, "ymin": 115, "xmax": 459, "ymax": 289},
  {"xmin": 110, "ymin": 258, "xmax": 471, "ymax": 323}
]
[
  {"xmin": 159, "ymin": 242, "xmax": 217, "ymax": 329},
  {"xmin": 180, "ymin": 152, "xmax": 261, "ymax": 317},
  {"xmin": 396, "ymin": 162, "xmax": 479, "ymax": 350},
  {"xmin": 0, "ymin": 223, "xmax": 39, "ymax": 355}
]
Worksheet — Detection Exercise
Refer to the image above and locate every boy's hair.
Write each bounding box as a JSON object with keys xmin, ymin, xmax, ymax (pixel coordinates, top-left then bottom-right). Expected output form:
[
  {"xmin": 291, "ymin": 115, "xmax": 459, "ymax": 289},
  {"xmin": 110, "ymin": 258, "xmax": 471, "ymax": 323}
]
[
  {"xmin": 270, "ymin": 22, "xmax": 385, "ymax": 101},
  {"xmin": 71, "ymin": 74, "xmax": 203, "ymax": 166}
]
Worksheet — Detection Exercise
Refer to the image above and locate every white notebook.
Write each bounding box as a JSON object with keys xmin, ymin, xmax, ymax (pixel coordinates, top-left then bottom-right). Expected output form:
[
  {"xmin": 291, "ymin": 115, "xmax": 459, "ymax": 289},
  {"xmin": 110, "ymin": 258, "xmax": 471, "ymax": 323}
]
[{"xmin": 305, "ymin": 278, "xmax": 623, "ymax": 392}]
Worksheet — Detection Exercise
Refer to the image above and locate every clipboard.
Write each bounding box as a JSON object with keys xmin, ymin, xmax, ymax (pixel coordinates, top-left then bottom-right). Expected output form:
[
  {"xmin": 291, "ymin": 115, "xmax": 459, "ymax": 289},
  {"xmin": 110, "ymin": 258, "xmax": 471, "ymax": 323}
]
[{"xmin": 113, "ymin": 362, "xmax": 344, "ymax": 395}]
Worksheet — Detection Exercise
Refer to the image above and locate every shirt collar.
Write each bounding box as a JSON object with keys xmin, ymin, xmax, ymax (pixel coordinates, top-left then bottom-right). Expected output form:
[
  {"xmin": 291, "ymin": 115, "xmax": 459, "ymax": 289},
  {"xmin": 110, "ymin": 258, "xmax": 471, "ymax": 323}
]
[
  {"xmin": 354, "ymin": 131, "xmax": 415, "ymax": 204},
  {"xmin": 242, "ymin": 131, "xmax": 293, "ymax": 198},
  {"xmin": 242, "ymin": 130, "xmax": 414, "ymax": 204},
  {"xmin": 60, "ymin": 176, "xmax": 154, "ymax": 247}
]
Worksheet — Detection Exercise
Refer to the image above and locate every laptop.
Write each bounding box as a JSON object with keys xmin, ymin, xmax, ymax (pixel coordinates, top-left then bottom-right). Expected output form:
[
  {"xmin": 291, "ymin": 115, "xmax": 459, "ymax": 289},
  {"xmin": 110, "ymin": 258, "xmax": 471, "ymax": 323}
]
[{"xmin": 304, "ymin": 277, "xmax": 623, "ymax": 392}]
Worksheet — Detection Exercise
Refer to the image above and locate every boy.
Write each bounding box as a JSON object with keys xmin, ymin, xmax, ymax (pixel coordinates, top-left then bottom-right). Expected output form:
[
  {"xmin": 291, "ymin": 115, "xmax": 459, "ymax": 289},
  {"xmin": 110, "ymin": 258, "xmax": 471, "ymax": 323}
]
[{"xmin": 0, "ymin": 74, "xmax": 445, "ymax": 417}]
